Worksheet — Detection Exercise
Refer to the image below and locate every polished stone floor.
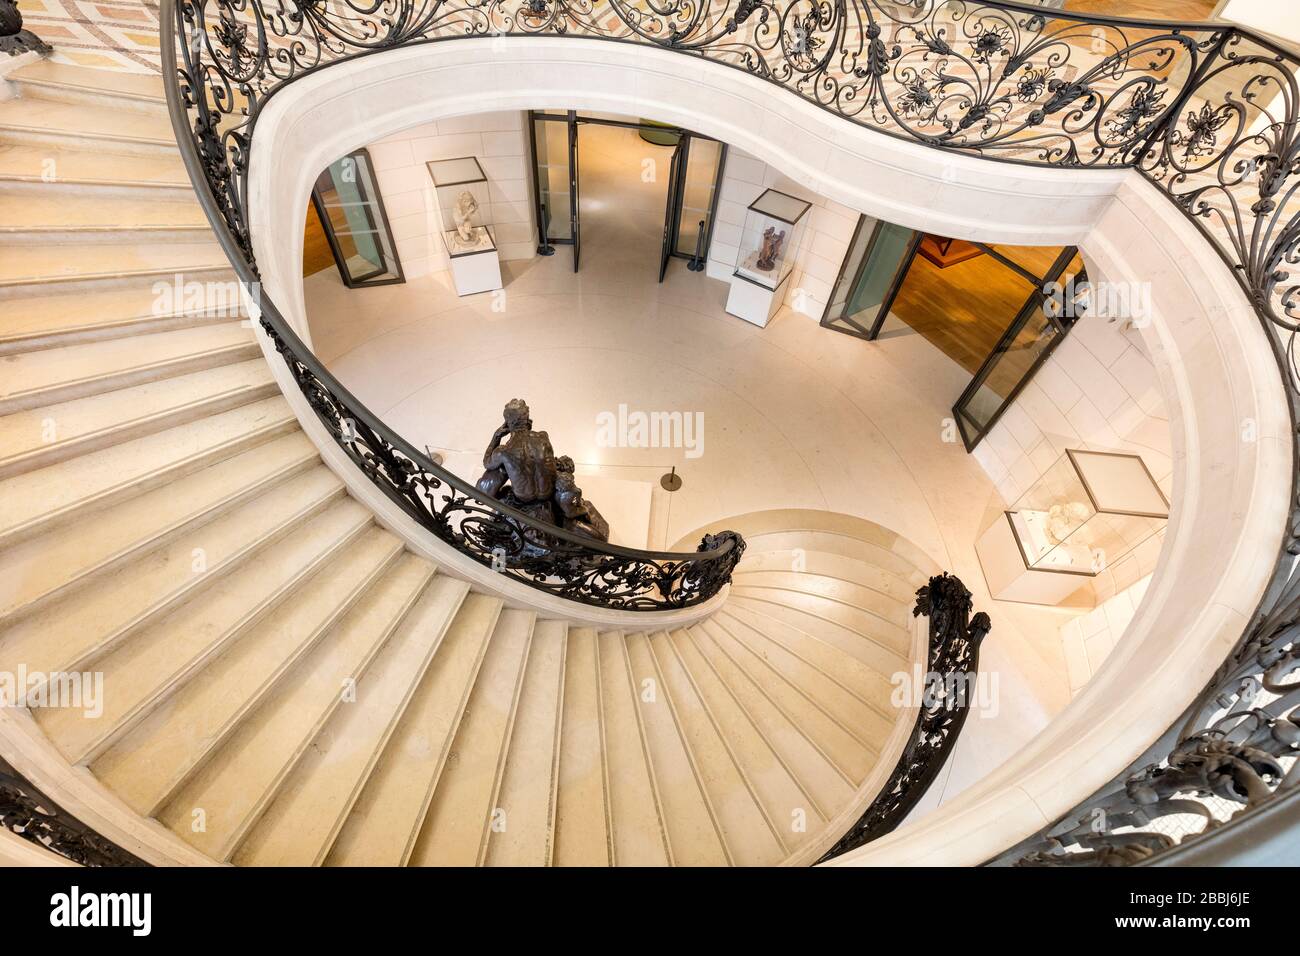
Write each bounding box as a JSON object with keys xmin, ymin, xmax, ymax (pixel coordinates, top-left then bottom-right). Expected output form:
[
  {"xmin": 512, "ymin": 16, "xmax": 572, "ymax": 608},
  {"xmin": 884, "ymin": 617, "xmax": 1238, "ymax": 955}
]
[{"xmin": 303, "ymin": 123, "xmax": 1095, "ymax": 815}]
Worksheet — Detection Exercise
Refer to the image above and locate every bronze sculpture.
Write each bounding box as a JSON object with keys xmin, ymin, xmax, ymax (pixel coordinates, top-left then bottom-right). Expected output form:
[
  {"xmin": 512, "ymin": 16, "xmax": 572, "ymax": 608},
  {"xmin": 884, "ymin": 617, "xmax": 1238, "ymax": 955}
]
[
  {"xmin": 477, "ymin": 398, "xmax": 555, "ymax": 505},
  {"xmin": 756, "ymin": 225, "xmax": 786, "ymax": 271},
  {"xmin": 477, "ymin": 399, "xmax": 609, "ymax": 543},
  {"xmin": 554, "ymin": 456, "xmax": 610, "ymax": 542}
]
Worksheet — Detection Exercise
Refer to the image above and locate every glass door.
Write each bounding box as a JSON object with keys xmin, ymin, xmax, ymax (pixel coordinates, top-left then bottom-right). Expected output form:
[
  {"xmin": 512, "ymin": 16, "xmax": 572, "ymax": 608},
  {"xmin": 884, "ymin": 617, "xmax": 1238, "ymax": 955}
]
[
  {"xmin": 820, "ymin": 217, "xmax": 920, "ymax": 339},
  {"xmin": 569, "ymin": 111, "xmax": 580, "ymax": 272},
  {"xmin": 310, "ymin": 148, "xmax": 403, "ymax": 288},
  {"xmin": 953, "ymin": 250, "xmax": 1085, "ymax": 449},
  {"xmin": 674, "ymin": 136, "xmax": 726, "ymax": 273},
  {"xmin": 530, "ymin": 112, "xmax": 725, "ymax": 278},
  {"xmin": 659, "ymin": 136, "xmax": 686, "ymax": 282},
  {"xmin": 529, "ymin": 111, "xmax": 576, "ymax": 263}
]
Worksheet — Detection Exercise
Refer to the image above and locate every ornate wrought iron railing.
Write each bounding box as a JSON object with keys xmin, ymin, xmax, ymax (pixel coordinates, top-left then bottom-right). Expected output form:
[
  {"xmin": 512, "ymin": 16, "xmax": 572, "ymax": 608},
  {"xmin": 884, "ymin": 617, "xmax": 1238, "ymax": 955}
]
[
  {"xmin": 0, "ymin": 757, "xmax": 143, "ymax": 866},
  {"xmin": 158, "ymin": 0, "xmax": 1300, "ymax": 866},
  {"xmin": 818, "ymin": 572, "xmax": 991, "ymax": 862}
]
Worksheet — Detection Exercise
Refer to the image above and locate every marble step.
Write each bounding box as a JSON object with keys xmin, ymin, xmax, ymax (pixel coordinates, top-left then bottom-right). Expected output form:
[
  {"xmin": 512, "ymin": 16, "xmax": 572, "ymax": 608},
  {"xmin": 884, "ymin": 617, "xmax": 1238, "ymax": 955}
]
[
  {"xmin": 0, "ymin": 431, "xmax": 319, "ymax": 625},
  {"xmin": 404, "ymin": 609, "xmax": 536, "ymax": 867},
  {"xmin": 35, "ymin": 499, "xmax": 376, "ymax": 765},
  {"xmin": 0, "ymin": 359, "xmax": 277, "ymax": 479},
  {"xmin": 0, "ymin": 395, "xmax": 296, "ymax": 548},
  {"xmin": 0, "ymin": 241, "xmax": 232, "ymax": 298},
  {"xmin": 622, "ymin": 629, "xmax": 730, "ymax": 865},
  {"xmin": 156, "ymin": 554, "xmax": 441, "ymax": 861},
  {"xmin": 325, "ymin": 601, "xmax": 524, "ymax": 867},
  {"xmin": 0, "ymin": 321, "xmax": 258, "ymax": 416},
  {"xmin": 551, "ymin": 626, "xmax": 612, "ymax": 866},
  {"xmin": 0, "ymin": 193, "xmax": 211, "ymax": 244},
  {"xmin": 0, "ymin": 465, "xmax": 347, "ymax": 683},
  {"xmin": 0, "ymin": 145, "xmax": 193, "ymax": 199},
  {"xmin": 596, "ymin": 628, "xmax": 672, "ymax": 866},
  {"xmin": 91, "ymin": 528, "xmax": 406, "ymax": 818},
  {"xmin": 644, "ymin": 629, "xmax": 786, "ymax": 866},
  {"xmin": 0, "ymin": 285, "xmax": 248, "ymax": 356},
  {"xmin": 480, "ymin": 619, "xmax": 567, "ymax": 866},
  {"xmin": 7, "ymin": 61, "xmax": 168, "ymax": 115},
  {"xmin": 0, "ymin": 98, "xmax": 177, "ymax": 155},
  {"xmin": 231, "ymin": 582, "xmax": 485, "ymax": 866}
]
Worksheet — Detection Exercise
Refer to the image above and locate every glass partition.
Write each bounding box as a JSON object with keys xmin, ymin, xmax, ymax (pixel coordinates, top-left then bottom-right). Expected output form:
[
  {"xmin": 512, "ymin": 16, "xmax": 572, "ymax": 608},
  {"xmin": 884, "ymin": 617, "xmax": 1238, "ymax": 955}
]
[
  {"xmin": 310, "ymin": 148, "xmax": 403, "ymax": 288},
  {"xmin": 674, "ymin": 136, "xmax": 726, "ymax": 264},
  {"xmin": 820, "ymin": 218, "xmax": 920, "ymax": 339}
]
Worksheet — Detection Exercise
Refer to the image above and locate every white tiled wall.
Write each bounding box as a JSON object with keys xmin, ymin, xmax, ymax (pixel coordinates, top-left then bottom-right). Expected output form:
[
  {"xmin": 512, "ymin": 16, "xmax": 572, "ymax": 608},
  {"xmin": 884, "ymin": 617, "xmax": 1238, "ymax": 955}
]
[
  {"xmin": 1061, "ymin": 574, "xmax": 1151, "ymax": 695},
  {"xmin": 364, "ymin": 112, "xmax": 536, "ymax": 278},
  {"xmin": 706, "ymin": 146, "xmax": 858, "ymax": 320},
  {"xmin": 969, "ymin": 313, "xmax": 1173, "ymax": 603}
]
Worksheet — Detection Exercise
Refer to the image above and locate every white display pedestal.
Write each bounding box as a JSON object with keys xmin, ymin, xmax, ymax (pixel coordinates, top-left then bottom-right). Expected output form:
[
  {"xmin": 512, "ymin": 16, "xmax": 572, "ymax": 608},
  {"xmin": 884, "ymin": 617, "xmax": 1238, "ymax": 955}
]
[
  {"xmin": 976, "ymin": 513, "xmax": 1093, "ymax": 606},
  {"xmin": 448, "ymin": 248, "xmax": 503, "ymax": 297},
  {"xmin": 725, "ymin": 273, "xmax": 789, "ymax": 328}
]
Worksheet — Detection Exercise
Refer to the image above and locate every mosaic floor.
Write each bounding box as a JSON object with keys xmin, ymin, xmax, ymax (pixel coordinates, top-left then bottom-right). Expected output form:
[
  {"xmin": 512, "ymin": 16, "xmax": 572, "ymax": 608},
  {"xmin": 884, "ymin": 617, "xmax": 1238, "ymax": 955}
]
[{"xmin": 19, "ymin": 0, "xmax": 161, "ymax": 73}]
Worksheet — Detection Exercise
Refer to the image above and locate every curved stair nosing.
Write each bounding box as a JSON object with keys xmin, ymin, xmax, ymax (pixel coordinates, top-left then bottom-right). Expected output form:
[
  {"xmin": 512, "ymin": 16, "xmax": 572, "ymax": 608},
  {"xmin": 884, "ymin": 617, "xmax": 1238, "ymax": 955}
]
[
  {"xmin": 0, "ymin": 444, "xmax": 322, "ymax": 628},
  {"xmin": 786, "ymin": 607, "xmax": 926, "ymax": 867},
  {"xmin": 55, "ymin": 515, "xmax": 377, "ymax": 768}
]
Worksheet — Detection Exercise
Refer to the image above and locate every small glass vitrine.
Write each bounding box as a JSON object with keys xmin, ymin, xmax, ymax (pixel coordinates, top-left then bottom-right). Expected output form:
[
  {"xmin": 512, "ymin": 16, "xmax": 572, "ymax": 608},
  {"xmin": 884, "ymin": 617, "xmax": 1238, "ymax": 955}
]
[
  {"xmin": 427, "ymin": 156, "xmax": 495, "ymax": 258},
  {"xmin": 733, "ymin": 188, "xmax": 811, "ymax": 289},
  {"xmin": 977, "ymin": 448, "xmax": 1169, "ymax": 605},
  {"xmin": 426, "ymin": 156, "xmax": 502, "ymax": 296}
]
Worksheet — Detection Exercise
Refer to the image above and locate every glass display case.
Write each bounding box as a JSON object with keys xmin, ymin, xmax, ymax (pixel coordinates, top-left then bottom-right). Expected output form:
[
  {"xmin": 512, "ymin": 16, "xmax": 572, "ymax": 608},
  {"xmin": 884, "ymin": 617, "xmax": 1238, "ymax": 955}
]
[
  {"xmin": 724, "ymin": 188, "xmax": 813, "ymax": 327},
  {"xmin": 426, "ymin": 156, "xmax": 502, "ymax": 295},
  {"xmin": 977, "ymin": 449, "xmax": 1169, "ymax": 605},
  {"xmin": 733, "ymin": 188, "xmax": 811, "ymax": 290},
  {"xmin": 427, "ymin": 156, "xmax": 495, "ymax": 257}
]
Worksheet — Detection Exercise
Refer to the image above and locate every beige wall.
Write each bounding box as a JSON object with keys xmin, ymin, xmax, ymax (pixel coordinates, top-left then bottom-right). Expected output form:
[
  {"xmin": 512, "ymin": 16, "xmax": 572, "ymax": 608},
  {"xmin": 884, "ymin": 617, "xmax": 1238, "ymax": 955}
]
[
  {"xmin": 706, "ymin": 145, "xmax": 860, "ymax": 322},
  {"xmin": 364, "ymin": 111, "xmax": 536, "ymax": 279},
  {"xmin": 1219, "ymin": 0, "xmax": 1300, "ymax": 45}
]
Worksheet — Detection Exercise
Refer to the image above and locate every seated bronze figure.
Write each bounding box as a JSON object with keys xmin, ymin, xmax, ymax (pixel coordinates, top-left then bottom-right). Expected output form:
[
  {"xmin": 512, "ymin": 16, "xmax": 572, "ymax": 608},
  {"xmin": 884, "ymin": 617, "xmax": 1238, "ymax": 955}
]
[
  {"xmin": 477, "ymin": 398, "xmax": 556, "ymax": 505},
  {"xmin": 476, "ymin": 399, "xmax": 609, "ymax": 544}
]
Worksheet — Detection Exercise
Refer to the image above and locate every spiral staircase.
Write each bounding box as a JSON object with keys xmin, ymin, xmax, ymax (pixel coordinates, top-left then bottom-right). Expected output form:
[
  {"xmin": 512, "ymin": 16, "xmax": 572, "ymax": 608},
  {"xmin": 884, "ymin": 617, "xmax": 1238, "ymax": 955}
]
[{"xmin": 0, "ymin": 61, "xmax": 952, "ymax": 866}]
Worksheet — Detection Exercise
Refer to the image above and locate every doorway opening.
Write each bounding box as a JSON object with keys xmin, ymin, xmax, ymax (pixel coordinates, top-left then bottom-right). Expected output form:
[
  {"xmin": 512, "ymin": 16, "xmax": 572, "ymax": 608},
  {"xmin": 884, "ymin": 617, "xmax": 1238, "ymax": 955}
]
[
  {"xmin": 527, "ymin": 111, "xmax": 728, "ymax": 279},
  {"xmin": 822, "ymin": 217, "xmax": 1086, "ymax": 449}
]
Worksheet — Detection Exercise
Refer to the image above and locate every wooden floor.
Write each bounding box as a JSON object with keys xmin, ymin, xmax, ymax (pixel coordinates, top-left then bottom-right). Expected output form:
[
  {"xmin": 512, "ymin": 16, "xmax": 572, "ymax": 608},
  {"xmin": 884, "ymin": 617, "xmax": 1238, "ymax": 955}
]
[
  {"xmin": 889, "ymin": 244, "xmax": 1065, "ymax": 380},
  {"xmin": 303, "ymin": 201, "xmax": 334, "ymax": 277},
  {"xmin": 1062, "ymin": 0, "xmax": 1218, "ymax": 21}
]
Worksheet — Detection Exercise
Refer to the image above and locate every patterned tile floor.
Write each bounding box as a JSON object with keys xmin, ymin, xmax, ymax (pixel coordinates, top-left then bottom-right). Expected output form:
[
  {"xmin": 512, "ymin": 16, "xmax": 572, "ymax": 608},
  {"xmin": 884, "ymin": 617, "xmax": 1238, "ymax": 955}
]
[{"xmin": 19, "ymin": 0, "xmax": 161, "ymax": 73}]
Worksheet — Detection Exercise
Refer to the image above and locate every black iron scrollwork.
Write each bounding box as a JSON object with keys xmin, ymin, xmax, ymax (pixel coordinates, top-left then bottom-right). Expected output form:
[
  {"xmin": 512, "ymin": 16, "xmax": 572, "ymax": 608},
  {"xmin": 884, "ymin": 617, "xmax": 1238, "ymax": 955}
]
[
  {"xmin": 817, "ymin": 573, "xmax": 990, "ymax": 861},
  {"xmin": 0, "ymin": 1, "xmax": 51, "ymax": 56},
  {"xmin": 0, "ymin": 757, "xmax": 142, "ymax": 866},
  {"xmin": 263, "ymin": 321, "xmax": 745, "ymax": 610}
]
